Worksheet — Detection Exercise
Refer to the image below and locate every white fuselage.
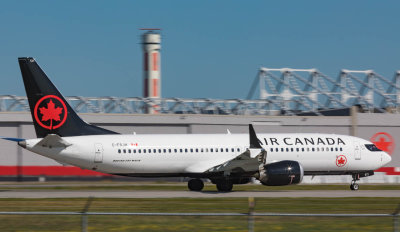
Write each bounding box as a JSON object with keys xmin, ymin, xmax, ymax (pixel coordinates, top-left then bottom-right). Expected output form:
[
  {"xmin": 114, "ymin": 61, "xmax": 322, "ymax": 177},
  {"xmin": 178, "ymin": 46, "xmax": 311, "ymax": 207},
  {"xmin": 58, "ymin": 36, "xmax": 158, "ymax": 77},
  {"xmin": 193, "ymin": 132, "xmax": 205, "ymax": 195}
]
[{"xmin": 22, "ymin": 133, "xmax": 391, "ymax": 177}]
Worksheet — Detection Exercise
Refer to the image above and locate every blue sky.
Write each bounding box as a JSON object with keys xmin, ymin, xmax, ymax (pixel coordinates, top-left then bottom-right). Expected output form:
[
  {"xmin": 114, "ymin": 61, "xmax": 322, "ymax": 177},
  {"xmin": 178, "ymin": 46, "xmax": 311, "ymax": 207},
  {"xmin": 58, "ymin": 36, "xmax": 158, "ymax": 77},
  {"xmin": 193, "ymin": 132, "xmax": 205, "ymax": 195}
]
[{"xmin": 0, "ymin": 1, "xmax": 399, "ymax": 99}]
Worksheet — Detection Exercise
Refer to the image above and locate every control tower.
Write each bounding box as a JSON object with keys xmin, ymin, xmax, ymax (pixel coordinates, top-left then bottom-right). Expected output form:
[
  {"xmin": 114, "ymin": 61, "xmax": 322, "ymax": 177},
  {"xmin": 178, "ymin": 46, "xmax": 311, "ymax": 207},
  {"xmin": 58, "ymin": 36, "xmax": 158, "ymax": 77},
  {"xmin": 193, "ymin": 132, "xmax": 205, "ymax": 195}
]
[{"xmin": 141, "ymin": 29, "xmax": 161, "ymax": 113}]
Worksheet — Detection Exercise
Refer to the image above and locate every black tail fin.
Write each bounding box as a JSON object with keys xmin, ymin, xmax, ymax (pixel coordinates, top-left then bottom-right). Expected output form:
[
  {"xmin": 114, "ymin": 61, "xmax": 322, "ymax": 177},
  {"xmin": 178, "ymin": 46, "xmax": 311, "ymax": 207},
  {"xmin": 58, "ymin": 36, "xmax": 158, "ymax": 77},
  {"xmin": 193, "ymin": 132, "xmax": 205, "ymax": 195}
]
[{"xmin": 18, "ymin": 57, "xmax": 118, "ymax": 138}]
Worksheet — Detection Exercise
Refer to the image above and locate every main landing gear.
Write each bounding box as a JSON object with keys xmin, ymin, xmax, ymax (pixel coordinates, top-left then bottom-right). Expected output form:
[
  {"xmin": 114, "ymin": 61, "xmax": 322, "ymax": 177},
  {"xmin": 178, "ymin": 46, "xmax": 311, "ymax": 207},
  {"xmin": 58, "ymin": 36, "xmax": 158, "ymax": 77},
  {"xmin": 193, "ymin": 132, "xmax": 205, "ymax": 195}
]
[
  {"xmin": 188, "ymin": 178, "xmax": 204, "ymax": 191},
  {"xmin": 350, "ymin": 174, "xmax": 360, "ymax": 191},
  {"xmin": 187, "ymin": 178, "xmax": 234, "ymax": 192},
  {"xmin": 216, "ymin": 181, "xmax": 233, "ymax": 192}
]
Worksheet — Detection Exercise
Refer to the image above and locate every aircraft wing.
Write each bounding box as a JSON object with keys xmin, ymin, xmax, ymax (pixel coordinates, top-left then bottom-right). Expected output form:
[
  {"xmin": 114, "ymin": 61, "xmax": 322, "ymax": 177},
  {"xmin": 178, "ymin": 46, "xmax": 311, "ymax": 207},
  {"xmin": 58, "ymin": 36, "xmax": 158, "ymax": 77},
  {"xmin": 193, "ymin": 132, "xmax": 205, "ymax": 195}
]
[
  {"xmin": 206, "ymin": 148, "xmax": 266, "ymax": 174},
  {"xmin": 206, "ymin": 124, "xmax": 267, "ymax": 175}
]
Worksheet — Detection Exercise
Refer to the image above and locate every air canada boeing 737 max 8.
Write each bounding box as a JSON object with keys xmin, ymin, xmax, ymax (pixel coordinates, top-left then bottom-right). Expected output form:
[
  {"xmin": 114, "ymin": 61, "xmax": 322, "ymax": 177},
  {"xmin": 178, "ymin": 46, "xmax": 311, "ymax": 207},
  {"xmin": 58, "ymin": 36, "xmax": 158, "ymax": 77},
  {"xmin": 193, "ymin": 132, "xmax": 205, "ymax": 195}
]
[{"xmin": 1, "ymin": 58, "xmax": 392, "ymax": 191}]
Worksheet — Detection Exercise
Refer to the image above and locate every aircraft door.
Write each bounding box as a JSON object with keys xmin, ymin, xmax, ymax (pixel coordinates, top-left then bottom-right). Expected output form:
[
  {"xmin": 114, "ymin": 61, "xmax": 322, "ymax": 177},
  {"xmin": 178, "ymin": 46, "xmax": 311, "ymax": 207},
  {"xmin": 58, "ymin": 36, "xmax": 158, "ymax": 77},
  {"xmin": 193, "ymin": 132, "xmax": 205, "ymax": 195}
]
[
  {"xmin": 354, "ymin": 141, "xmax": 361, "ymax": 160},
  {"xmin": 94, "ymin": 143, "xmax": 103, "ymax": 163}
]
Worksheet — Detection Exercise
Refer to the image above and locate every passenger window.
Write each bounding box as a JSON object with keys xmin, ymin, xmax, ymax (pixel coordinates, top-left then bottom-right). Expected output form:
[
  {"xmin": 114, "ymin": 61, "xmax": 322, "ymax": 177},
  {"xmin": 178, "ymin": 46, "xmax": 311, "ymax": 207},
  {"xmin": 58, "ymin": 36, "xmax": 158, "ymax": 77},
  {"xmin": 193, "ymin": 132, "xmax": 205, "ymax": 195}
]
[
  {"xmin": 286, "ymin": 148, "xmax": 289, "ymax": 152},
  {"xmin": 312, "ymin": 148, "xmax": 315, "ymax": 152},
  {"xmin": 163, "ymin": 149, "xmax": 167, "ymax": 153},
  {"xmin": 185, "ymin": 149, "xmax": 188, "ymax": 153},
  {"xmin": 331, "ymin": 148, "xmax": 334, "ymax": 151},
  {"xmin": 237, "ymin": 148, "xmax": 240, "ymax": 152},
  {"xmin": 216, "ymin": 149, "xmax": 218, "ymax": 153},
  {"xmin": 143, "ymin": 149, "xmax": 146, "ymax": 153},
  {"xmin": 281, "ymin": 148, "xmax": 284, "ymax": 152},
  {"xmin": 123, "ymin": 149, "xmax": 126, "ymax": 153},
  {"xmin": 148, "ymin": 149, "xmax": 151, "ymax": 153},
  {"xmin": 174, "ymin": 149, "xmax": 177, "ymax": 153},
  {"xmin": 168, "ymin": 149, "xmax": 171, "ymax": 153},
  {"xmin": 139, "ymin": 149, "xmax": 141, "ymax": 153},
  {"xmin": 190, "ymin": 149, "xmax": 193, "ymax": 153},
  {"xmin": 296, "ymin": 148, "xmax": 299, "ymax": 152},
  {"xmin": 118, "ymin": 149, "xmax": 121, "ymax": 153},
  {"xmin": 340, "ymin": 147, "xmax": 343, "ymax": 151},
  {"xmin": 291, "ymin": 148, "xmax": 293, "ymax": 152},
  {"xmin": 270, "ymin": 148, "xmax": 273, "ymax": 152},
  {"xmin": 321, "ymin": 148, "xmax": 324, "ymax": 151},
  {"xmin": 220, "ymin": 148, "xmax": 223, "ymax": 152},
  {"xmin": 302, "ymin": 148, "xmax": 304, "ymax": 152},
  {"xmin": 201, "ymin": 148, "xmax": 204, "ymax": 152},
  {"xmin": 211, "ymin": 148, "xmax": 214, "ymax": 152},
  {"xmin": 226, "ymin": 148, "xmax": 229, "ymax": 152},
  {"xmin": 128, "ymin": 149, "xmax": 131, "ymax": 153},
  {"xmin": 276, "ymin": 148, "xmax": 278, "ymax": 152},
  {"xmin": 196, "ymin": 149, "xmax": 199, "ymax": 152},
  {"xmin": 153, "ymin": 149, "xmax": 156, "ymax": 153},
  {"xmin": 133, "ymin": 150, "xmax": 136, "ymax": 153},
  {"xmin": 335, "ymin": 148, "xmax": 338, "ymax": 151},
  {"xmin": 307, "ymin": 148, "xmax": 310, "ymax": 152},
  {"xmin": 158, "ymin": 149, "xmax": 162, "ymax": 153},
  {"xmin": 206, "ymin": 148, "xmax": 209, "ymax": 152}
]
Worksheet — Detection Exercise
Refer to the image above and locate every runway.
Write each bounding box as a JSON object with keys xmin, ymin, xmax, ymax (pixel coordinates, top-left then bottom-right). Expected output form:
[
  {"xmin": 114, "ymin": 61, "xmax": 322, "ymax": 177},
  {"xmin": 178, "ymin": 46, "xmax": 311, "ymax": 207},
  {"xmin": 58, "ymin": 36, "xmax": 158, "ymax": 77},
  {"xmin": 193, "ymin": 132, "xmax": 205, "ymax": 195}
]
[{"xmin": 0, "ymin": 190, "xmax": 399, "ymax": 198}]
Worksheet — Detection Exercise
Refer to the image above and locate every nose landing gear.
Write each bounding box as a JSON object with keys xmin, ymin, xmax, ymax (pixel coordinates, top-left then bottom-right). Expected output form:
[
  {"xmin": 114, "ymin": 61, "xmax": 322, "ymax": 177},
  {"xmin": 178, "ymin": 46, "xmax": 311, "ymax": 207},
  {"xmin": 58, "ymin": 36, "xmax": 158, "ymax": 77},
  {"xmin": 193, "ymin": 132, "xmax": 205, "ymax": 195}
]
[{"xmin": 350, "ymin": 173, "xmax": 360, "ymax": 191}]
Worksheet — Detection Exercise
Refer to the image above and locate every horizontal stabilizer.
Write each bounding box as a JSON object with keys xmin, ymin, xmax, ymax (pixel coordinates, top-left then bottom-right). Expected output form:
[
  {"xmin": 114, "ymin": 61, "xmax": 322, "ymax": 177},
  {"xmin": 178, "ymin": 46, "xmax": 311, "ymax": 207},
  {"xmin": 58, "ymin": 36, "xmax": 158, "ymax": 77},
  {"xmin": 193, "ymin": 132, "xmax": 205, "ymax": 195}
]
[
  {"xmin": 35, "ymin": 134, "xmax": 71, "ymax": 148},
  {"xmin": 0, "ymin": 137, "xmax": 26, "ymax": 142}
]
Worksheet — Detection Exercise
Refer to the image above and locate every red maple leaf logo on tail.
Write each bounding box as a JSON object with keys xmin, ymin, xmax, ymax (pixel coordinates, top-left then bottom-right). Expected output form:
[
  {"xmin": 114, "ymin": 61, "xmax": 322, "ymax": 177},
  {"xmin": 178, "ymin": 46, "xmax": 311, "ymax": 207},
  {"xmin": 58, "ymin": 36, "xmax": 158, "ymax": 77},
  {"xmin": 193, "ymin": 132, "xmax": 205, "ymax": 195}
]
[{"xmin": 39, "ymin": 100, "xmax": 63, "ymax": 130}]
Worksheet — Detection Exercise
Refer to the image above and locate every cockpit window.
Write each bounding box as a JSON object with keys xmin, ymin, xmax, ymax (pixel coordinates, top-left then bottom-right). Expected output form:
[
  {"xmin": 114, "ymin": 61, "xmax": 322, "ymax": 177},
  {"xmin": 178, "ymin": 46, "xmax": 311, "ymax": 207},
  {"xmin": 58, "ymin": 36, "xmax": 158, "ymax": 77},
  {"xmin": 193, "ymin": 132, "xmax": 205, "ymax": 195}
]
[{"xmin": 365, "ymin": 144, "xmax": 382, "ymax": 152}]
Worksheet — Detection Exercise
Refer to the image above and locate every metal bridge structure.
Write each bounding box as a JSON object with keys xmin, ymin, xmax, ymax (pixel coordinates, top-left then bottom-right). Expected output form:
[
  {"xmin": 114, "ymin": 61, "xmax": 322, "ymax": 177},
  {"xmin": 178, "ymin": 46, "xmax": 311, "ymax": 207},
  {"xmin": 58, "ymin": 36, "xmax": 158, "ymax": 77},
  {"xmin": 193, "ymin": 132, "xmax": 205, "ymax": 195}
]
[
  {"xmin": 1, "ymin": 68, "xmax": 400, "ymax": 116},
  {"xmin": 0, "ymin": 95, "xmax": 274, "ymax": 115},
  {"xmin": 247, "ymin": 68, "xmax": 400, "ymax": 115}
]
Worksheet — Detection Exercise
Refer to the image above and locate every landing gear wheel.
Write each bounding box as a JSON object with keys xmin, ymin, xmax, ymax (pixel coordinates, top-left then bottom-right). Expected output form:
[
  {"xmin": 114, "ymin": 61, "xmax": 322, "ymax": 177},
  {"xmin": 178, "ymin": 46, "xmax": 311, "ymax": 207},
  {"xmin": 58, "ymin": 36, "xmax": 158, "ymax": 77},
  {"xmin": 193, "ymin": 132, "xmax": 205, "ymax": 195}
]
[
  {"xmin": 188, "ymin": 179, "xmax": 204, "ymax": 191},
  {"xmin": 350, "ymin": 183, "xmax": 359, "ymax": 191},
  {"xmin": 350, "ymin": 173, "xmax": 360, "ymax": 191},
  {"xmin": 216, "ymin": 181, "xmax": 233, "ymax": 192}
]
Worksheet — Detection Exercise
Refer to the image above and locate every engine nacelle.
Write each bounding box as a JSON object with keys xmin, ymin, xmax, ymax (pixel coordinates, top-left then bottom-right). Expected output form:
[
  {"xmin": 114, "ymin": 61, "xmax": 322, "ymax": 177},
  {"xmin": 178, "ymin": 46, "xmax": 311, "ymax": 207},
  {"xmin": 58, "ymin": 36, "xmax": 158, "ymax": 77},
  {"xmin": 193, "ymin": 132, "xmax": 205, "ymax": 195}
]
[{"xmin": 259, "ymin": 160, "xmax": 304, "ymax": 186}]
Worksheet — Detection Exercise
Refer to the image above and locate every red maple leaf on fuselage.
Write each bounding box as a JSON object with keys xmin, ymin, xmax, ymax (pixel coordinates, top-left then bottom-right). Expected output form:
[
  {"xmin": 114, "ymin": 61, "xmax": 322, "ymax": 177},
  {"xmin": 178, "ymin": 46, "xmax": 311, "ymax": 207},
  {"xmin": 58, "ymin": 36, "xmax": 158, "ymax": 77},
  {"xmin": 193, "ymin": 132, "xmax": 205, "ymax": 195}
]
[{"xmin": 39, "ymin": 100, "xmax": 63, "ymax": 130}]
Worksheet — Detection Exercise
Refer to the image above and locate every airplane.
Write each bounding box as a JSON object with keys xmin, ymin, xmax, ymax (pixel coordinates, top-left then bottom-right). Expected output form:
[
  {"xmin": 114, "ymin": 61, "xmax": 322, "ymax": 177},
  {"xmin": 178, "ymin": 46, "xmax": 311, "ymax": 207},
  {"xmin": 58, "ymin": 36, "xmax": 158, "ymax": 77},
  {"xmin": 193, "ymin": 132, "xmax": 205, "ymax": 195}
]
[{"xmin": 1, "ymin": 57, "xmax": 392, "ymax": 192}]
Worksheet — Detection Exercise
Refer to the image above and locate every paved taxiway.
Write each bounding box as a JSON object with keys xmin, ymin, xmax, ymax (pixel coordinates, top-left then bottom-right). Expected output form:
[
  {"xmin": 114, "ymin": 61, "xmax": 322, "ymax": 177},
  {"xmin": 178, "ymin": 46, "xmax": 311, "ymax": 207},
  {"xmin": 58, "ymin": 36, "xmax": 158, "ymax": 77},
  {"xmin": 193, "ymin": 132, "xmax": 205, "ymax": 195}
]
[{"xmin": 0, "ymin": 190, "xmax": 399, "ymax": 198}]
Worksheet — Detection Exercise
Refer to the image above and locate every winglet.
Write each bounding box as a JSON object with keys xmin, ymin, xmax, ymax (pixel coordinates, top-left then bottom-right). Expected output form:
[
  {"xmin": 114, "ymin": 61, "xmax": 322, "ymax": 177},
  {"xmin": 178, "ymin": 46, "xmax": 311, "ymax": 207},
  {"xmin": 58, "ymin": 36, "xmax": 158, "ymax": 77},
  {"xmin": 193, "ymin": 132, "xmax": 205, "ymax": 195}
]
[{"xmin": 249, "ymin": 124, "xmax": 262, "ymax": 149}]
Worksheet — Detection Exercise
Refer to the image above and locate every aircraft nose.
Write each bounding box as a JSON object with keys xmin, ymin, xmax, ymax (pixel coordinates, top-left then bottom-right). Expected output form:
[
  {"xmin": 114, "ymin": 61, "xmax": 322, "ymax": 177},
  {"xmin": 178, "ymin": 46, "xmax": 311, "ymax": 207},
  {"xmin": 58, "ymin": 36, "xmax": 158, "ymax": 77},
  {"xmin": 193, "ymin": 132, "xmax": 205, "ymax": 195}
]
[{"xmin": 382, "ymin": 152, "xmax": 392, "ymax": 166}]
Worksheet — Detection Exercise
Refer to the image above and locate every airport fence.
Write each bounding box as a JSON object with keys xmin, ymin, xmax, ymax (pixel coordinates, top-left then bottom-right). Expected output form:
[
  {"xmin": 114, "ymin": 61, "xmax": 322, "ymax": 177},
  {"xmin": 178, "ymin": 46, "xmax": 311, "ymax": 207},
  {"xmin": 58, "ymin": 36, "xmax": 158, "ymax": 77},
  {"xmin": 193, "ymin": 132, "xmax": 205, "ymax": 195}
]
[
  {"xmin": 0, "ymin": 197, "xmax": 399, "ymax": 232},
  {"xmin": 0, "ymin": 210, "xmax": 399, "ymax": 232}
]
